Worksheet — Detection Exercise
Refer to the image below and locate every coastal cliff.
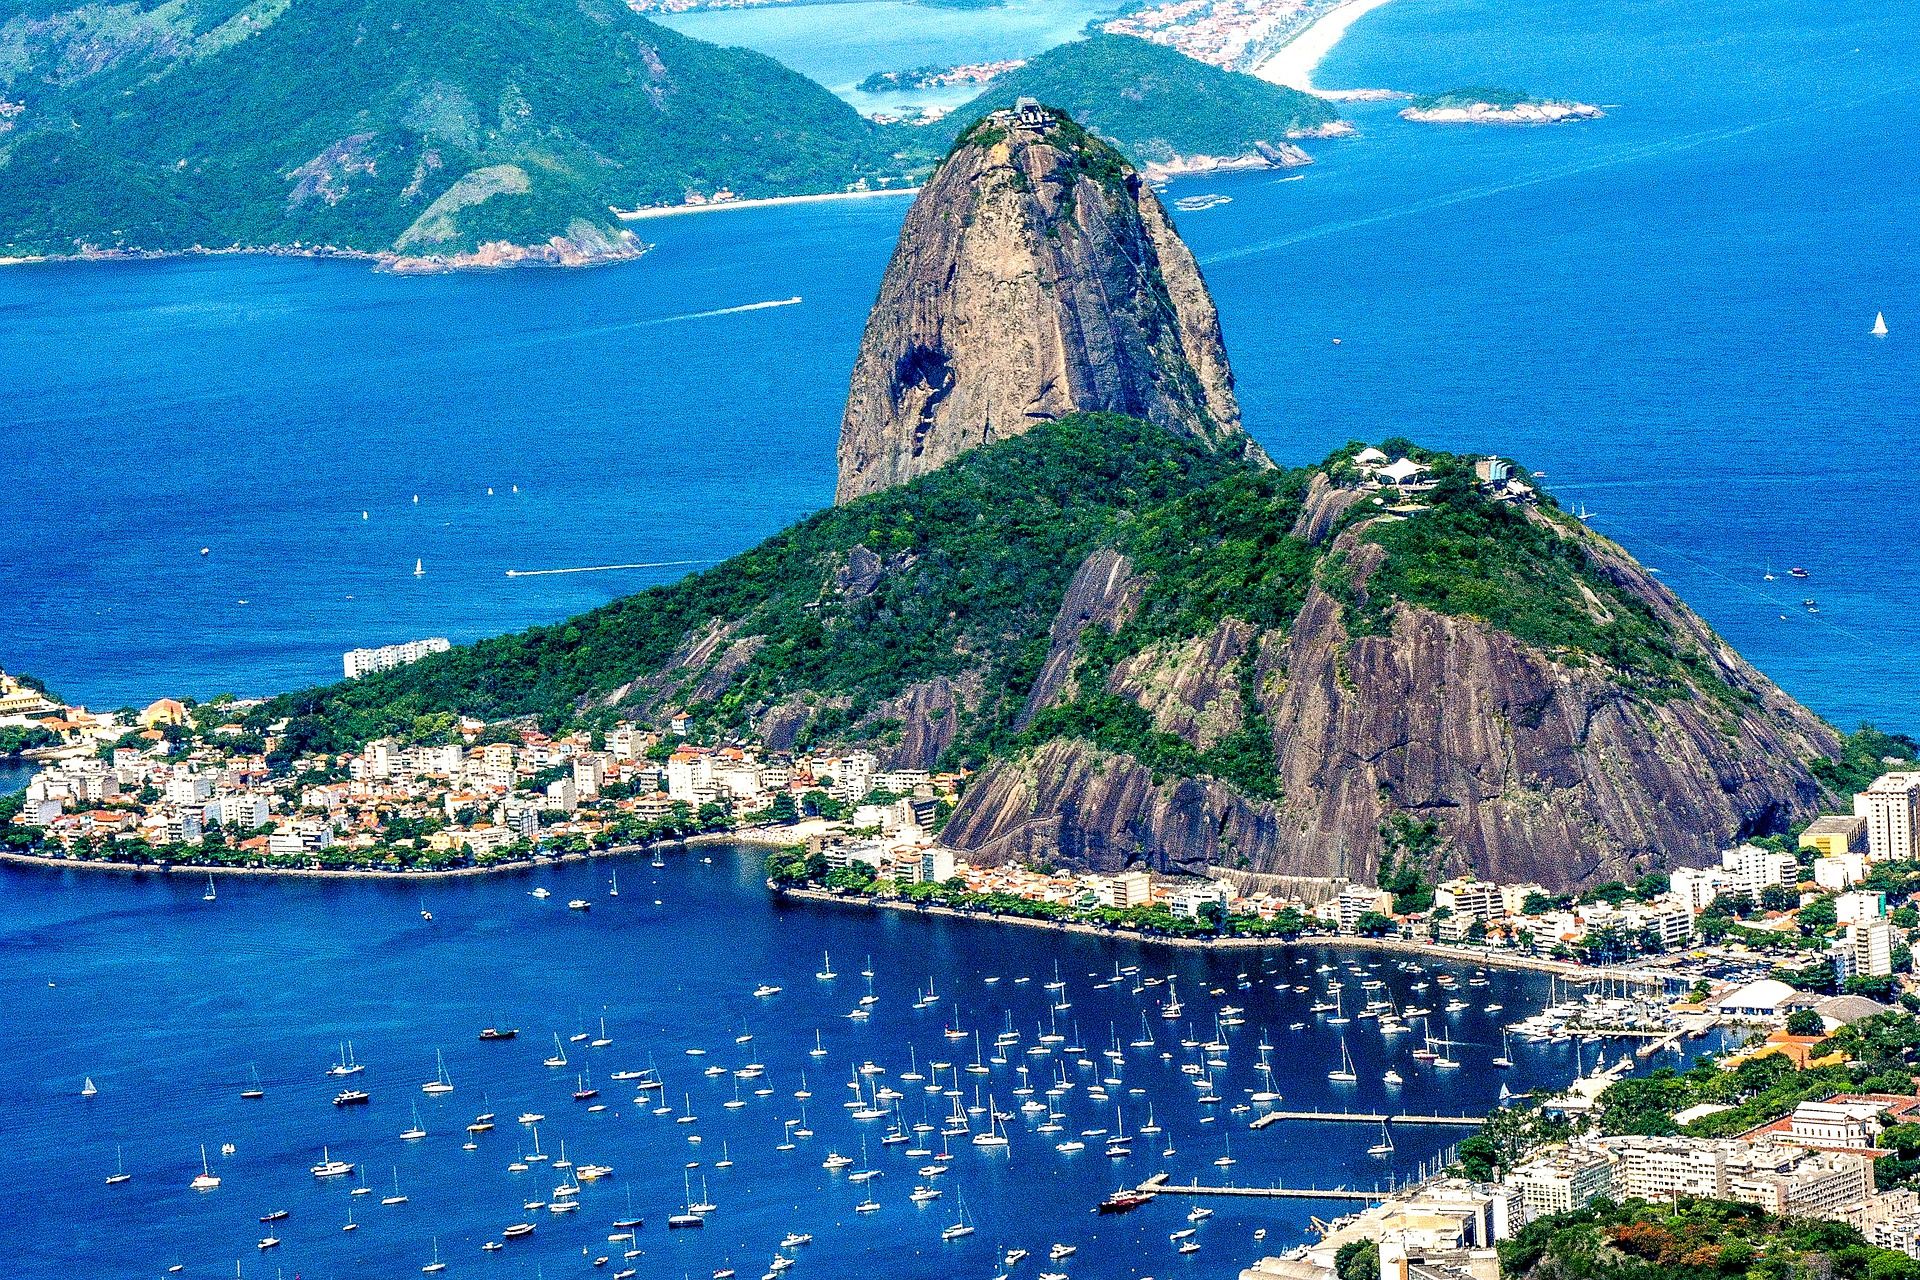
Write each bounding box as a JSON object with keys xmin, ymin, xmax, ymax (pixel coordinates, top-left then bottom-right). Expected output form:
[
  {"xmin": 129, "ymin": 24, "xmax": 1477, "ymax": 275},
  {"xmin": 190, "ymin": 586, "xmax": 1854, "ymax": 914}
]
[
  {"xmin": 940, "ymin": 473, "xmax": 1837, "ymax": 889},
  {"xmin": 834, "ymin": 106, "xmax": 1259, "ymax": 502}
]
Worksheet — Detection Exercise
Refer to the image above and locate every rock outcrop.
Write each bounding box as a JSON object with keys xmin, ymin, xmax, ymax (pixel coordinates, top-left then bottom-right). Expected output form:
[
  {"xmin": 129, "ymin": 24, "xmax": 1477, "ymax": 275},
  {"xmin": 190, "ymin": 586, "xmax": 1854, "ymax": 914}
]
[
  {"xmin": 941, "ymin": 483, "xmax": 1840, "ymax": 892},
  {"xmin": 834, "ymin": 106, "xmax": 1261, "ymax": 502}
]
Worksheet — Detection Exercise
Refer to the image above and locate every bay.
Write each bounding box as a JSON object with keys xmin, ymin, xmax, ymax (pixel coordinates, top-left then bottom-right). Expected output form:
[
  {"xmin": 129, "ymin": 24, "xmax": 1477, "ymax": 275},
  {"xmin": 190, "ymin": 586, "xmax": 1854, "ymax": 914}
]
[{"xmin": 5, "ymin": 845, "xmax": 1645, "ymax": 1278}]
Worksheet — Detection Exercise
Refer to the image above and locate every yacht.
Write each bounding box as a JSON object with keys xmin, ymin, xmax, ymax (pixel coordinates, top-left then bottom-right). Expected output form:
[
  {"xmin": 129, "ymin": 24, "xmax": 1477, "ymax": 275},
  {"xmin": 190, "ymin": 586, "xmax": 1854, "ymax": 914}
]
[
  {"xmin": 106, "ymin": 1145, "xmax": 132, "ymax": 1185},
  {"xmin": 421, "ymin": 1048, "xmax": 455, "ymax": 1094},
  {"xmin": 327, "ymin": 1041, "xmax": 365, "ymax": 1077},
  {"xmin": 1328, "ymin": 1039, "xmax": 1358, "ymax": 1084},
  {"xmin": 311, "ymin": 1146, "xmax": 354, "ymax": 1178}
]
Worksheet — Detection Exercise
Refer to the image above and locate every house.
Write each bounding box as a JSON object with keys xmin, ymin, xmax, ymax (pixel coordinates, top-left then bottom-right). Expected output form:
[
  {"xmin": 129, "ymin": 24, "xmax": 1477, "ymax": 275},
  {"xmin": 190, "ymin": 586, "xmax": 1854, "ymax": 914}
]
[
  {"xmin": 1013, "ymin": 96, "xmax": 1048, "ymax": 128},
  {"xmin": 139, "ymin": 698, "xmax": 189, "ymax": 728}
]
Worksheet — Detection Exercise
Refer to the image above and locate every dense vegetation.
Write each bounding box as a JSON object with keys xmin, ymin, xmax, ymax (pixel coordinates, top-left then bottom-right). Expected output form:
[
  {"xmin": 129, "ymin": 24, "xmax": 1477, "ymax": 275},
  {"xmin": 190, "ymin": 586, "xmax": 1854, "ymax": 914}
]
[
  {"xmin": 1814, "ymin": 726, "xmax": 1920, "ymax": 796},
  {"xmin": 0, "ymin": 0, "xmax": 913, "ymax": 259},
  {"xmin": 942, "ymin": 35, "xmax": 1339, "ymax": 167},
  {"xmin": 254, "ymin": 416, "xmax": 1779, "ymax": 811},
  {"xmin": 1338, "ymin": 456, "xmax": 1744, "ymax": 706},
  {"xmin": 1410, "ymin": 87, "xmax": 1543, "ymax": 110},
  {"xmin": 255, "ymin": 414, "xmax": 1252, "ymax": 766},
  {"xmin": 1596, "ymin": 1013, "xmax": 1920, "ymax": 1141},
  {"xmin": 1501, "ymin": 1196, "xmax": 1920, "ymax": 1280}
]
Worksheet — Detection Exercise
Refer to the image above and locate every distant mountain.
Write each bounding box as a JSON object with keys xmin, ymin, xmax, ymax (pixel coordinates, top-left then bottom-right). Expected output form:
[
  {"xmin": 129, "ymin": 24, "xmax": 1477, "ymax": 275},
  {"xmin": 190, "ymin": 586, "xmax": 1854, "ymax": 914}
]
[
  {"xmin": 263, "ymin": 108, "xmax": 1839, "ymax": 890},
  {"xmin": 941, "ymin": 35, "xmax": 1343, "ymax": 175},
  {"xmin": 0, "ymin": 0, "xmax": 914, "ymax": 266}
]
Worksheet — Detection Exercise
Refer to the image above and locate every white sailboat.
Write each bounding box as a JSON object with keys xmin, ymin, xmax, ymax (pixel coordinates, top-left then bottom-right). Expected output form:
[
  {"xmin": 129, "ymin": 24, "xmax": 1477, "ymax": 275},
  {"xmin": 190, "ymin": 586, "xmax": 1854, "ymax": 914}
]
[
  {"xmin": 203, "ymin": 875, "xmax": 217, "ymax": 902},
  {"xmin": 106, "ymin": 1145, "xmax": 132, "ymax": 1185},
  {"xmin": 81, "ymin": 1076, "xmax": 98, "ymax": 1098},
  {"xmin": 816, "ymin": 951, "xmax": 837, "ymax": 980},
  {"xmin": 413, "ymin": 558, "xmax": 425, "ymax": 577},
  {"xmin": 190, "ymin": 1144, "xmax": 220, "ymax": 1191},
  {"xmin": 1328, "ymin": 1038, "xmax": 1358, "ymax": 1083},
  {"xmin": 421, "ymin": 1047, "xmax": 454, "ymax": 1094},
  {"xmin": 1367, "ymin": 1122, "xmax": 1395, "ymax": 1157},
  {"xmin": 1873, "ymin": 311, "xmax": 1889, "ymax": 337}
]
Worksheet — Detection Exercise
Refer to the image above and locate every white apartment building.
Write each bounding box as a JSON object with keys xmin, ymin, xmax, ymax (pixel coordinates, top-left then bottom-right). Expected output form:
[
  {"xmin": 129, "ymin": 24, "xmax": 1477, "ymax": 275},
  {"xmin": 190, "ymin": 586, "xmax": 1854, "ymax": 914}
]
[
  {"xmin": 342, "ymin": 636, "xmax": 451, "ymax": 679},
  {"xmin": 877, "ymin": 769, "xmax": 931, "ymax": 794},
  {"xmin": 1721, "ymin": 843, "xmax": 1798, "ymax": 896},
  {"xmin": 572, "ymin": 754, "xmax": 607, "ymax": 800},
  {"xmin": 1096, "ymin": 870, "xmax": 1151, "ymax": 909},
  {"xmin": 1816, "ymin": 854, "xmax": 1868, "ymax": 891},
  {"xmin": 1334, "ymin": 883, "xmax": 1391, "ymax": 930},
  {"xmin": 1837, "ymin": 890, "xmax": 1888, "ymax": 924},
  {"xmin": 1857, "ymin": 773, "xmax": 1920, "ymax": 863},
  {"xmin": 165, "ymin": 772, "xmax": 212, "ymax": 805},
  {"xmin": 1435, "ymin": 877, "xmax": 1503, "ymax": 921},
  {"xmin": 1844, "ymin": 919, "xmax": 1895, "ymax": 978},
  {"xmin": 665, "ymin": 753, "xmax": 712, "ymax": 802},
  {"xmin": 1167, "ymin": 881, "xmax": 1233, "ymax": 920},
  {"xmin": 1671, "ymin": 865, "xmax": 1729, "ymax": 913},
  {"xmin": 268, "ymin": 821, "xmax": 334, "ymax": 857},
  {"xmin": 1506, "ymin": 1148, "xmax": 1614, "ymax": 1218},
  {"xmin": 1726, "ymin": 1142, "xmax": 1874, "ymax": 1218},
  {"xmin": 1595, "ymin": 1135, "xmax": 1730, "ymax": 1199},
  {"xmin": 206, "ymin": 793, "xmax": 268, "ymax": 829}
]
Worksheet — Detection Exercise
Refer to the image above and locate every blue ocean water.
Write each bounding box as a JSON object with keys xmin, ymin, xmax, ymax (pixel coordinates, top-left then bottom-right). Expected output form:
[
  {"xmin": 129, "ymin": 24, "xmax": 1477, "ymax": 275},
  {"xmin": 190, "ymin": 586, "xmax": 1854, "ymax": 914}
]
[
  {"xmin": 2, "ymin": 845, "xmax": 1663, "ymax": 1279},
  {"xmin": 2, "ymin": 0, "xmax": 1915, "ymax": 732}
]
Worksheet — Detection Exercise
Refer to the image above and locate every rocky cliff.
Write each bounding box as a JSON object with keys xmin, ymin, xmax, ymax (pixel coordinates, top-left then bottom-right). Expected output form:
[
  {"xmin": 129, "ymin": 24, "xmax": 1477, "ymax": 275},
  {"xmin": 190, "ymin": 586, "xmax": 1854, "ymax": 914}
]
[
  {"xmin": 940, "ymin": 470, "xmax": 1839, "ymax": 891},
  {"xmin": 834, "ymin": 107, "xmax": 1260, "ymax": 502}
]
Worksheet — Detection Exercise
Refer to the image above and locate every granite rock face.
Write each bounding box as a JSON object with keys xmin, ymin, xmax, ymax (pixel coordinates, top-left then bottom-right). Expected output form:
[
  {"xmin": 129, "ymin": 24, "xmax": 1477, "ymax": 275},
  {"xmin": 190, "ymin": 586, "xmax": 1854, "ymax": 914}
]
[
  {"xmin": 940, "ymin": 490, "xmax": 1840, "ymax": 892},
  {"xmin": 834, "ymin": 107, "xmax": 1259, "ymax": 503}
]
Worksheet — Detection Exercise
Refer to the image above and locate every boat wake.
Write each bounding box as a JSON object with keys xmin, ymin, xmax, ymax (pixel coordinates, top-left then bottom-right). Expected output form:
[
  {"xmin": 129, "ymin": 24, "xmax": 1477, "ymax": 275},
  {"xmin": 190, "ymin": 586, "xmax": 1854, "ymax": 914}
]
[
  {"xmin": 644, "ymin": 296, "xmax": 804, "ymax": 325},
  {"xmin": 504, "ymin": 559, "xmax": 711, "ymax": 578}
]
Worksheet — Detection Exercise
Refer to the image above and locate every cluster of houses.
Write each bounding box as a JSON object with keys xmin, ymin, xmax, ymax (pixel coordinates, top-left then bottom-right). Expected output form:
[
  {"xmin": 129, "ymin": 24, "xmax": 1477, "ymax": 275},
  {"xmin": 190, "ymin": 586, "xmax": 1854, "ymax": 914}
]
[{"xmin": 5, "ymin": 680, "xmax": 963, "ymax": 868}]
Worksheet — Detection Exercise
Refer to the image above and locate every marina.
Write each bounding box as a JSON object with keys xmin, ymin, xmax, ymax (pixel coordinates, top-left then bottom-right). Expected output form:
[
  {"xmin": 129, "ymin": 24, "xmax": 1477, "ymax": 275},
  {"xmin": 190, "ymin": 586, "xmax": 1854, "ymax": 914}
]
[{"xmin": 0, "ymin": 842, "xmax": 1734, "ymax": 1279}]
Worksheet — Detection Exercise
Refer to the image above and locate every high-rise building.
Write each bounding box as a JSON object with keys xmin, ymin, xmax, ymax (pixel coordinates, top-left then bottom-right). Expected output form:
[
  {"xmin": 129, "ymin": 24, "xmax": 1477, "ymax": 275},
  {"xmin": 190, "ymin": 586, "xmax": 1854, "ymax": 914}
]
[{"xmin": 1856, "ymin": 774, "xmax": 1920, "ymax": 862}]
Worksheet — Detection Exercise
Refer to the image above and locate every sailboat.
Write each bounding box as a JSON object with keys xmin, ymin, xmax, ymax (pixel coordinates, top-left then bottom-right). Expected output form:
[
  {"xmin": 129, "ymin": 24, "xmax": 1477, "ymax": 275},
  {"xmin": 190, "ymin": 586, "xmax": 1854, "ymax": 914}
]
[
  {"xmin": 1328, "ymin": 1039, "xmax": 1358, "ymax": 1083},
  {"xmin": 1367, "ymin": 1121, "xmax": 1395, "ymax": 1157},
  {"xmin": 817, "ymin": 951, "xmax": 837, "ymax": 980},
  {"xmin": 190, "ymin": 1144, "xmax": 220, "ymax": 1191},
  {"xmin": 203, "ymin": 875, "xmax": 217, "ymax": 902},
  {"xmin": 609, "ymin": 869, "xmax": 620, "ymax": 898},
  {"xmin": 381, "ymin": 1166, "xmax": 408, "ymax": 1205},
  {"xmin": 1873, "ymin": 311, "xmax": 1890, "ymax": 336},
  {"xmin": 421, "ymin": 1048, "xmax": 454, "ymax": 1094},
  {"xmin": 106, "ymin": 1145, "xmax": 132, "ymax": 1185},
  {"xmin": 401, "ymin": 1102, "xmax": 428, "ymax": 1140},
  {"xmin": 413, "ymin": 558, "xmax": 425, "ymax": 577},
  {"xmin": 941, "ymin": 1191, "xmax": 976, "ymax": 1240},
  {"xmin": 241, "ymin": 1064, "xmax": 265, "ymax": 1099},
  {"xmin": 81, "ymin": 1076, "xmax": 98, "ymax": 1098}
]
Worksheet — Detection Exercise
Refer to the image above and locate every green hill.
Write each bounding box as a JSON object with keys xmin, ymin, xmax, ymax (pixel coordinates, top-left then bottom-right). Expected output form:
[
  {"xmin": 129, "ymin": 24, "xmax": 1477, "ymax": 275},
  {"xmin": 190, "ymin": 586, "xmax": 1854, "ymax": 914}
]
[
  {"xmin": 0, "ymin": 0, "xmax": 915, "ymax": 263},
  {"xmin": 940, "ymin": 35, "xmax": 1341, "ymax": 169}
]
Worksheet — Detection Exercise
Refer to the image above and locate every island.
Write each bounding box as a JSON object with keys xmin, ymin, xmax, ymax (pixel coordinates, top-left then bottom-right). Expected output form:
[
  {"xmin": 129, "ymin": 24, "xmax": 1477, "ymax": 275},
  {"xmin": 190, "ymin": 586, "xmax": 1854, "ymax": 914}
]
[
  {"xmin": 1400, "ymin": 86, "xmax": 1604, "ymax": 124},
  {"xmin": 940, "ymin": 36, "xmax": 1347, "ymax": 179}
]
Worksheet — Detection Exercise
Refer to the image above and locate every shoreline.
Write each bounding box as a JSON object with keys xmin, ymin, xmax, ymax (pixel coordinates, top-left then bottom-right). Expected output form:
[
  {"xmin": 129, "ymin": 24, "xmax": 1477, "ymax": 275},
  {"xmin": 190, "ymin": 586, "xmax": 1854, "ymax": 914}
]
[
  {"xmin": 614, "ymin": 186, "xmax": 920, "ymax": 222},
  {"xmin": 772, "ymin": 885, "xmax": 1661, "ymax": 984},
  {"xmin": 0, "ymin": 826, "xmax": 792, "ymax": 883},
  {"xmin": 1251, "ymin": 0, "xmax": 1402, "ymax": 93}
]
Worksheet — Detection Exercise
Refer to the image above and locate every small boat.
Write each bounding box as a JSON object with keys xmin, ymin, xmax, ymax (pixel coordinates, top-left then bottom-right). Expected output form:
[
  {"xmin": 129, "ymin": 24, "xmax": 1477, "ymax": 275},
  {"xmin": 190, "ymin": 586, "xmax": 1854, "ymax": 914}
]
[
  {"xmin": 413, "ymin": 558, "xmax": 425, "ymax": 576},
  {"xmin": 106, "ymin": 1145, "xmax": 132, "ymax": 1185},
  {"xmin": 1790, "ymin": 567, "xmax": 1810, "ymax": 578},
  {"xmin": 531, "ymin": 887, "xmax": 552, "ymax": 899},
  {"xmin": 260, "ymin": 1209, "xmax": 289, "ymax": 1223},
  {"xmin": 479, "ymin": 1026, "xmax": 519, "ymax": 1041},
  {"xmin": 422, "ymin": 1238, "xmax": 447, "ymax": 1274},
  {"xmin": 333, "ymin": 1088, "xmax": 371, "ymax": 1107},
  {"xmin": 240, "ymin": 1064, "xmax": 265, "ymax": 1099},
  {"xmin": 258, "ymin": 1236, "xmax": 281, "ymax": 1251},
  {"xmin": 1873, "ymin": 311, "xmax": 1889, "ymax": 336},
  {"xmin": 81, "ymin": 1076, "xmax": 98, "ymax": 1098},
  {"xmin": 503, "ymin": 1223, "xmax": 536, "ymax": 1239},
  {"xmin": 203, "ymin": 875, "xmax": 217, "ymax": 902},
  {"xmin": 568, "ymin": 899, "xmax": 592, "ymax": 911},
  {"xmin": 381, "ymin": 1167, "xmax": 409, "ymax": 1206}
]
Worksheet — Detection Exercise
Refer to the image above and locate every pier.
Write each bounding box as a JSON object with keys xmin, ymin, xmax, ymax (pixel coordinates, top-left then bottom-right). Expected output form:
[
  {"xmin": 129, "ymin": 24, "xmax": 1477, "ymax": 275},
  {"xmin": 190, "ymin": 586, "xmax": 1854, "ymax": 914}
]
[
  {"xmin": 1133, "ymin": 1173, "xmax": 1389, "ymax": 1203},
  {"xmin": 1249, "ymin": 1109, "xmax": 1486, "ymax": 1128}
]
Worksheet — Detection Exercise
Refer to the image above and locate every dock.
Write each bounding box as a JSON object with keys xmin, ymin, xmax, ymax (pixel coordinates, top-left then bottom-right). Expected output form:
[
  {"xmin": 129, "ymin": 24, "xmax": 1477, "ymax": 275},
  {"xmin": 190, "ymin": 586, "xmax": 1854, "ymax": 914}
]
[
  {"xmin": 1133, "ymin": 1173, "xmax": 1389, "ymax": 1203},
  {"xmin": 1249, "ymin": 1109, "xmax": 1485, "ymax": 1128}
]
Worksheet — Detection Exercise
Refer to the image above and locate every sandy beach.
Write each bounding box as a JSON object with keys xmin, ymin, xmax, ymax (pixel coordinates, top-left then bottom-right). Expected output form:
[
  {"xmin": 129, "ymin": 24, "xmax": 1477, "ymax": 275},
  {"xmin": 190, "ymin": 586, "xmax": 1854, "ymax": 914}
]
[
  {"xmin": 1252, "ymin": 0, "xmax": 1402, "ymax": 92},
  {"xmin": 615, "ymin": 186, "xmax": 920, "ymax": 222}
]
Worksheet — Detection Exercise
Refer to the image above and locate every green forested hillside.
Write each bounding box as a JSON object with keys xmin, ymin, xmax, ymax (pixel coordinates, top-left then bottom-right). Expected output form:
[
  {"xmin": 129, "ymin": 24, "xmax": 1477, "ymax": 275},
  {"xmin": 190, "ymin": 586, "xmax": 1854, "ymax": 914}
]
[
  {"xmin": 0, "ymin": 0, "xmax": 913, "ymax": 260},
  {"xmin": 256, "ymin": 414, "xmax": 1752, "ymax": 800},
  {"xmin": 942, "ymin": 35, "xmax": 1340, "ymax": 167}
]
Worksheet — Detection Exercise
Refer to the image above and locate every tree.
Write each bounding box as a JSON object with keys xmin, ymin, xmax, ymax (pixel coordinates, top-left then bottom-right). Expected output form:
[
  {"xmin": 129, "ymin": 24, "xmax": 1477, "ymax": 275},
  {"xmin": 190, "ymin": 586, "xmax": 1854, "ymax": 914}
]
[
  {"xmin": 767, "ymin": 792, "xmax": 798, "ymax": 824},
  {"xmin": 1352, "ymin": 911, "xmax": 1395, "ymax": 938},
  {"xmin": 1785, "ymin": 1008, "xmax": 1825, "ymax": 1037},
  {"xmin": 1334, "ymin": 1241, "xmax": 1378, "ymax": 1280}
]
